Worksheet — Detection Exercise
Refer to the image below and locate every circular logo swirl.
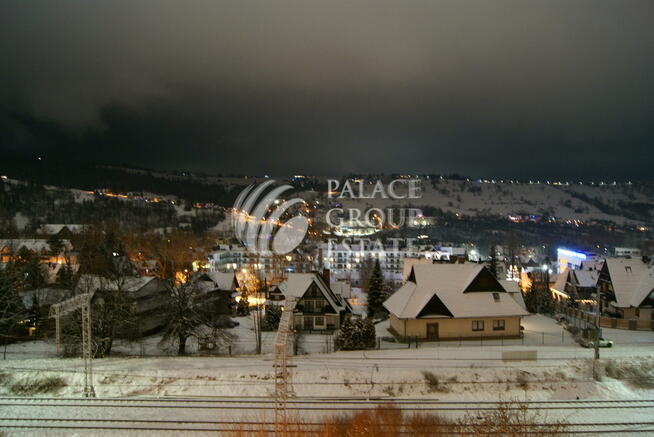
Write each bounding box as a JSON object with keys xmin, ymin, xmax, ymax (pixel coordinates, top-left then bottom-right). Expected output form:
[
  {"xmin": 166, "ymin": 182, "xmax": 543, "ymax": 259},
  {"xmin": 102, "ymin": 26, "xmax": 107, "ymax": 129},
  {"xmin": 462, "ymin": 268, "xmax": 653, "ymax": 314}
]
[{"xmin": 232, "ymin": 180, "xmax": 308, "ymax": 255}]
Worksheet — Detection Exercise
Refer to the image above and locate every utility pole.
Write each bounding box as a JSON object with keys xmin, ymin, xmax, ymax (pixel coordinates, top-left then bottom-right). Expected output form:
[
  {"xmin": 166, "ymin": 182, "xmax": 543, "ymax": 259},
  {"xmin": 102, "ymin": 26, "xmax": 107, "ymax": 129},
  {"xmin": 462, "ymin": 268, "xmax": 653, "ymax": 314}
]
[
  {"xmin": 274, "ymin": 299, "xmax": 296, "ymax": 435},
  {"xmin": 50, "ymin": 293, "xmax": 95, "ymax": 397},
  {"xmin": 594, "ymin": 288, "xmax": 601, "ymax": 361},
  {"xmin": 53, "ymin": 306, "xmax": 61, "ymax": 355}
]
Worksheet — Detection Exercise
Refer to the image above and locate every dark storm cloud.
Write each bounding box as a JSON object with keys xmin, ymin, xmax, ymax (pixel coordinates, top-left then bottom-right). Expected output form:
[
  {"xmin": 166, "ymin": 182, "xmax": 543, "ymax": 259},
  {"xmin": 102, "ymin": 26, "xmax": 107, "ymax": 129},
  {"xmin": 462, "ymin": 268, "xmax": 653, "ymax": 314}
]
[{"xmin": 1, "ymin": 0, "xmax": 653, "ymax": 178}]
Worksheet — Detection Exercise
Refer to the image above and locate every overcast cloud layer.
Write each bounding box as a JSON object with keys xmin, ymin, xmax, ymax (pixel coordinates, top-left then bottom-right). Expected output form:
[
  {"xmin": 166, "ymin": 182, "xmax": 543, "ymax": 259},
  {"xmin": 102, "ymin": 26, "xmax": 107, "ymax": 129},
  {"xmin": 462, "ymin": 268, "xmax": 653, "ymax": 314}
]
[{"xmin": 1, "ymin": 1, "xmax": 653, "ymax": 179}]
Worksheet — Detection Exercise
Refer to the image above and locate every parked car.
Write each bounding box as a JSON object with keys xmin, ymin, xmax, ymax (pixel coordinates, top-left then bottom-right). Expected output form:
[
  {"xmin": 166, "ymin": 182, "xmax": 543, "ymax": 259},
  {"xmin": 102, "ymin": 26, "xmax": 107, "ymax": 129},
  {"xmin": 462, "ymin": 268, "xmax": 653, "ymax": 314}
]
[{"xmin": 580, "ymin": 337, "xmax": 613, "ymax": 348}]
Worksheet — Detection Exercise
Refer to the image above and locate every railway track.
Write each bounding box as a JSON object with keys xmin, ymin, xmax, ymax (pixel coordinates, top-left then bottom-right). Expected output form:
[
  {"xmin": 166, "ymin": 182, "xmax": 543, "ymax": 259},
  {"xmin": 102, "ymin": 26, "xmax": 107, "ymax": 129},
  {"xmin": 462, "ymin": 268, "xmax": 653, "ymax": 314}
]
[{"xmin": 1, "ymin": 397, "xmax": 653, "ymax": 435}]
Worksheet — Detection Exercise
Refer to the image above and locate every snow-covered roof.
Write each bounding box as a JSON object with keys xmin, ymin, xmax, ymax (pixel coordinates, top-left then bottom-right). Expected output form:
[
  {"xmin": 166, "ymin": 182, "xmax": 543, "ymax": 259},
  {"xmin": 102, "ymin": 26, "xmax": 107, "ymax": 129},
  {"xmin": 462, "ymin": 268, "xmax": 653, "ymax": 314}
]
[
  {"xmin": 20, "ymin": 288, "xmax": 72, "ymax": 308},
  {"xmin": 499, "ymin": 280, "xmax": 528, "ymax": 310},
  {"xmin": 510, "ymin": 289, "xmax": 527, "ymax": 310},
  {"xmin": 551, "ymin": 271, "xmax": 570, "ymax": 297},
  {"xmin": 384, "ymin": 264, "xmax": 529, "ymax": 319},
  {"xmin": 499, "ymin": 280, "xmax": 520, "ymax": 293},
  {"xmin": 198, "ymin": 271, "xmax": 238, "ymax": 290},
  {"xmin": 36, "ymin": 224, "xmax": 85, "ymax": 235},
  {"xmin": 0, "ymin": 238, "xmax": 72, "ymax": 254},
  {"xmin": 76, "ymin": 274, "xmax": 156, "ymax": 293},
  {"xmin": 519, "ymin": 256, "xmax": 540, "ymax": 266},
  {"xmin": 283, "ymin": 273, "xmax": 349, "ymax": 312},
  {"xmin": 604, "ymin": 258, "xmax": 654, "ymax": 308},
  {"xmin": 573, "ymin": 270, "xmax": 599, "ymax": 288},
  {"xmin": 330, "ymin": 281, "xmax": 351, "ymax": 298}
]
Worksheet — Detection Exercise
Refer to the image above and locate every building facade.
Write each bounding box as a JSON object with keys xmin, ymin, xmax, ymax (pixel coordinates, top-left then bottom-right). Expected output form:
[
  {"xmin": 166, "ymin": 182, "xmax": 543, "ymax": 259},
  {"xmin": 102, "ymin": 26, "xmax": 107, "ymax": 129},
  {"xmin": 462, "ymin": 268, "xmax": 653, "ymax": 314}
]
[{"xmin": 384, "ymin": 264, "xmax": 529, "ymax": 340}]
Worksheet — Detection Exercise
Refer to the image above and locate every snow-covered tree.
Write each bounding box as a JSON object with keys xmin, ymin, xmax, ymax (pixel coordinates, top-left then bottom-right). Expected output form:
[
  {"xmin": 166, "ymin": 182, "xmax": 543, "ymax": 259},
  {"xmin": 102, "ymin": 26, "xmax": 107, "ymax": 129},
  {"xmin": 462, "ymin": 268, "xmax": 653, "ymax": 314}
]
[
  {"xmin": 262, "ymin": 305, "xmax": 281, "ymax": 331},
  {"xmin": 334, "ymin": 315, "xmax": 376, "ymax": 351}
]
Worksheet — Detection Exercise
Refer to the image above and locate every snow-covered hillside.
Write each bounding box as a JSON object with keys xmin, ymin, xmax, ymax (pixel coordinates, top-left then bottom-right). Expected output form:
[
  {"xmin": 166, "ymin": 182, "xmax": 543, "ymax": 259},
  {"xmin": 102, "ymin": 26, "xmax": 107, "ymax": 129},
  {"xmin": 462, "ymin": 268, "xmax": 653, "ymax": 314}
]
[{"xmin": 323, "ymin": 179, "xmax": 653, "ymax": 226}]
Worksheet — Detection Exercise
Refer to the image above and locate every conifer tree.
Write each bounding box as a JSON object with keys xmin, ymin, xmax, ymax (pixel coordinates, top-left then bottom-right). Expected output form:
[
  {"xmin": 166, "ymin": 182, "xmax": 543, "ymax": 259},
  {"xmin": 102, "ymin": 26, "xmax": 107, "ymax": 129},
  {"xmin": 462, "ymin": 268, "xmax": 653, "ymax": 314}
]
[
  {"xmin": 366, "ymin": 259, "xmax": 388, "ymax": 318},
  {"xmin": 488, "ymin": 244, "xmax": 500, "ymax": 279},
  {"xmin": 262, "ymin": 305, "xmax": 281, "ymax": 331},
  {"xmin": 0, "ymin": 265, "xmax": 26, "ymax": 340},
  {"xmin": 334, "ymin": 315, "xmax": 376, "ymax": 351}
]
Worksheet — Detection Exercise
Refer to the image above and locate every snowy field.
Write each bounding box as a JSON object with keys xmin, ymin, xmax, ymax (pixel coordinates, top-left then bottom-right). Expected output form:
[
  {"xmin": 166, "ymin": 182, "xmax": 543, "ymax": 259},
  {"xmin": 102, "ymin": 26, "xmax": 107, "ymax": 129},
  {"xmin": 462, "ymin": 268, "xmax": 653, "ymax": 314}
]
[
  {"xmin": 1, "ymin": 315, "xmax": 652, "ymax": 435},
  {"xmin": 1, "ymin": 315, "xmax": 652, "ymax": 400}
]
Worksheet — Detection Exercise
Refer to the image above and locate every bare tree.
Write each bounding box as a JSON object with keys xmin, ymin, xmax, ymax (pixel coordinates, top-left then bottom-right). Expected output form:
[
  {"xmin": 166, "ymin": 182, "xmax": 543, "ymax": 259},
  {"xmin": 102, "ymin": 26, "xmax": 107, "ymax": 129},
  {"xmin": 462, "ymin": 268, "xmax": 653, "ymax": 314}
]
[
  {"xmin": 160, "ymin": 280, "xmax": 207, "ymax": 355},
  {"xmin": 65, "ymin": 275, "xmax": 135, "ymax": 358}
]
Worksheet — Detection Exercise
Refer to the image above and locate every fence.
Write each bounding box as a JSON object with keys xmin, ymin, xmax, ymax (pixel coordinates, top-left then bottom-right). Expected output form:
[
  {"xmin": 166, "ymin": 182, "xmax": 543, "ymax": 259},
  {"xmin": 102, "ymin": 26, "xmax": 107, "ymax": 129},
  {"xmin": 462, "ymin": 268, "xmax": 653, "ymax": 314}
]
[
  {"xmin": 375, "ymin": 328, "xmax": 577, "ymax": 351},
  {"xmin": 560, "ymin": 306, "xmax": 654, "ymax": 331}
]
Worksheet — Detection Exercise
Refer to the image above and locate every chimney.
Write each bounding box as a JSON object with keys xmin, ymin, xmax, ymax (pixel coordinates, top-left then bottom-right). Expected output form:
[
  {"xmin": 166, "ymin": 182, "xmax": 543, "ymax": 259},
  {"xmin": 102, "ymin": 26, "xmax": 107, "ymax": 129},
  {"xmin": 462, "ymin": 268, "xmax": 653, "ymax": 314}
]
[{"xmin": 322, "ymin": 269, "xmax": 330, "ymax": 288}]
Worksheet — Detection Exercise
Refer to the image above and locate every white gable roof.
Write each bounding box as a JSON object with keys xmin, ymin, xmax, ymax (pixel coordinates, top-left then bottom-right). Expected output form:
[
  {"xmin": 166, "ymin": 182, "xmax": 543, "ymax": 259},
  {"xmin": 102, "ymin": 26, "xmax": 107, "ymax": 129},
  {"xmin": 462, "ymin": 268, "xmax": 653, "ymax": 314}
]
[
  {"xmin": 499, "ymin": 280, "xmax": 520, "ymax": 293},
  {"xmin": 330, "ymin": 281, "xmax": 351, "ymax": 298},
  {"xmin": 384, "ymin": 264, "xmax": 529, "ymax": 319},
  {"xmin": 20, "ymin": 288, "xmax": 71, "ymax": 308},
  {"xmin": 605, "ymin": 258, "xmax": 654, "ymax": 308},
  {"xmin": 573, "ymin": 270, "xmax": 599, "ymax": 288},
  {"xmin": 284, "ymin": 273, "xmax": 349, "ymax": 312},
  {"xmin": 37, "ymin": 224, "xmax": 85, "ymax": 235},
  {"xmin": 201, "ymin": 272, "xmax": 238, "ymax": 290},
  {"xmin": 0, "ymin": 238, "xmax": 72, "ymax": 254},
  {"xmin": 551, "ymin": 271, "xmax": 570, "ymax": 297}
]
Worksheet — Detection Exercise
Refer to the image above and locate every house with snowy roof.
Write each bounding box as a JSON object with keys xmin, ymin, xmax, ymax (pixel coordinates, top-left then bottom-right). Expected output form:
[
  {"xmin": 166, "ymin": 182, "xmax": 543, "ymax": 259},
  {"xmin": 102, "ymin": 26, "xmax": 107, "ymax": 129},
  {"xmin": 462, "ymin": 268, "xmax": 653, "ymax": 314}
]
[
  {"xmin": 196, "ymin": 271, "xmax": 239, "ymax": 292},
  {"xmin": 281, "ymin": 272, "xmax": 352, "ymax": 332},
  {"xmin": 35, "ymin": 224, "xmax": 86, "ymax": 238},
  {"xmin": 194, "ymin": 271, "xmax": 239, "ymax": 315},
  {"xmin": 551, "ymin": 265, "xmax": 601, "ymax": 304},
  {"xmin": 76, "ymin": 274, "xmax": 170, "ymax": 335},
  {"xmin": 598, "ymin": 257, "xmax": 654, "ymax": 323},
  {"xmin": 0, "ymin": 238, "xmax": 73, "ymax": 265},
  {"xmin": 383, "ymin": 264, "xmax": 529, "ymax": 340}
]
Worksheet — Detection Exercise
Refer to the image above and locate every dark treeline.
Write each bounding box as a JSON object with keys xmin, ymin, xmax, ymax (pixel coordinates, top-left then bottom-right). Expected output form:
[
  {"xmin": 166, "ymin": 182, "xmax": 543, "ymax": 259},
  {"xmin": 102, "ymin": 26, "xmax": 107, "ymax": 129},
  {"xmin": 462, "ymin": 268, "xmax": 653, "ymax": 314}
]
[
  {"xmin": 0, "ymin": 179, "xmax": 224, "ymax": 236},
  {"xmin": 2, "ymin": 157, "xmax": 243, "ymax": 205}
]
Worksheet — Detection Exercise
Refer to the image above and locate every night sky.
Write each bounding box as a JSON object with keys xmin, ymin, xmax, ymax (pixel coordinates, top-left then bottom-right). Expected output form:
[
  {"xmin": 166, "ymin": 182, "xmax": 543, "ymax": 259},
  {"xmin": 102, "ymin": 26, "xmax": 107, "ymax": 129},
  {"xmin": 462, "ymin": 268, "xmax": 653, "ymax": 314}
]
[{"xmin": 1, "ymin": 1, "xmax": 653, "ymax": 179}]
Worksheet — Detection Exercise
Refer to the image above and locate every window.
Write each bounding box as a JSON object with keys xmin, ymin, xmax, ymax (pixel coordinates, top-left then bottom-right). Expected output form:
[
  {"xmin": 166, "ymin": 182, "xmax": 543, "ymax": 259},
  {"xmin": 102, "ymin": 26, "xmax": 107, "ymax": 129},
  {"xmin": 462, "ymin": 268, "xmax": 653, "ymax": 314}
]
[
  {"xmin": 493, "ymin": 320, "xmax": 505, "ymax": 331},
  {"xmin": 315, "ymin": 316, "xmax": 325, "ymax": 326},
  {"xmin": 472, "ymin": 320, "xmax": 484, "ymax": 331},
  {"xmin": 303, "ymin": 300, "xmax": 314, "ymax": 313},
  {"xmin": 492, "ymin": 293, "xmax": 500, "ymax": 302}
]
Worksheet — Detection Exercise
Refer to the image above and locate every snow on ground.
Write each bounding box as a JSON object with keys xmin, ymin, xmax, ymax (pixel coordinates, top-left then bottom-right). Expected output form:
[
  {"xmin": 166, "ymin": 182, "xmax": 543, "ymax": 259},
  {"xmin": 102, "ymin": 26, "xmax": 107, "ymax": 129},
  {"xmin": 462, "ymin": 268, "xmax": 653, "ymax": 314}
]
[
  {"xmin": 1, "ymin": 328, "xmax": 653, "ymax": 436},
  {"xmin": 1, "ymin": 314, "xmax": 651, "ymax": 406},
  {"xmin": 2, "ymin": 345, "xmax": 653, "ymax": 401},
  {"xmin": 322, "ymin": 179, "xmax": 653, "ymax": 225}
]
